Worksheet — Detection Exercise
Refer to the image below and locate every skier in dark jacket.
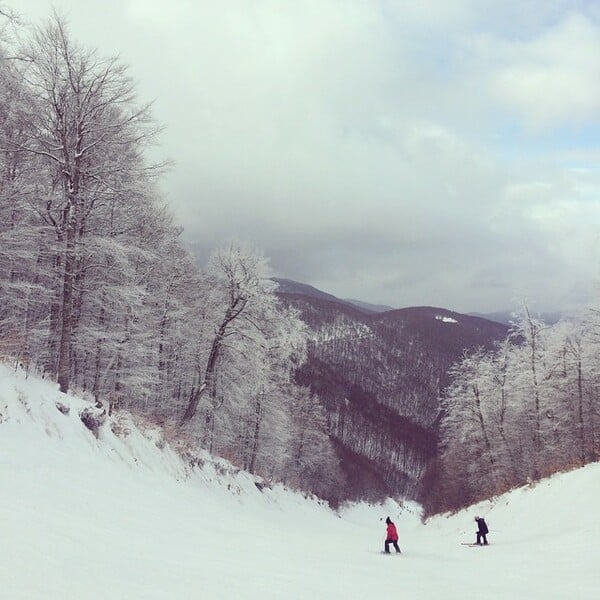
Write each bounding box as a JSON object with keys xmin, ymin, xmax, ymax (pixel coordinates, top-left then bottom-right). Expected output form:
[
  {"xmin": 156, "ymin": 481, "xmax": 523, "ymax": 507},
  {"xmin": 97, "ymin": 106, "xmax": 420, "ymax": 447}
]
[
  {"xmin": 384, "ymin": 517, "xmax": 401, "ymax": 554},
  {"xmin": 474, "ymin": 516, "xmax": 489, "ymax": 545}
]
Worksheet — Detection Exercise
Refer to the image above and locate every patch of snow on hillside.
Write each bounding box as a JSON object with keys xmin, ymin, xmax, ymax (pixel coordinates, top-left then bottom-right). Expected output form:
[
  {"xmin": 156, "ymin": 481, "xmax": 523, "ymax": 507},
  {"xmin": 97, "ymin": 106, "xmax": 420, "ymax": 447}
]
[{"xmin": 435, "ymin": 314, "xmax": 458, "ymax": 323}]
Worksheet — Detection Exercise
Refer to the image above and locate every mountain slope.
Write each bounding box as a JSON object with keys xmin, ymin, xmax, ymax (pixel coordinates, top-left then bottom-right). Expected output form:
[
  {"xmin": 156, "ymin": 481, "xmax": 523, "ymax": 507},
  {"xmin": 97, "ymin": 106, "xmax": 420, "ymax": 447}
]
[
  {"xmin": 272, "ymin": 278, "xmax": 348, "ymax": 306},
  {"xmin": 272, "ymin": 277, "xmax": 389, "ymax": 314},
  {"xmin": 342, "ymin": 298, "xmax": 395, "ymax": 313},
  {"xmin": 276, "ymin": 284, "xmax": 509, "ymax": 502},
  {"xmin": 1, "ymin": 365, "xmax": 598, "ymax": 600}
]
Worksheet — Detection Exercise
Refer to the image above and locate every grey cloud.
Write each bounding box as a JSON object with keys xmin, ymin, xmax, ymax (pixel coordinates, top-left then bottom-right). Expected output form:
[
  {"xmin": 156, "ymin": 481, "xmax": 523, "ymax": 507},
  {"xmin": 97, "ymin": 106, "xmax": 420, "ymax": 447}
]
[{"xmin": 14, "ymin": 0, "xmax": 600, "ymax": 313}]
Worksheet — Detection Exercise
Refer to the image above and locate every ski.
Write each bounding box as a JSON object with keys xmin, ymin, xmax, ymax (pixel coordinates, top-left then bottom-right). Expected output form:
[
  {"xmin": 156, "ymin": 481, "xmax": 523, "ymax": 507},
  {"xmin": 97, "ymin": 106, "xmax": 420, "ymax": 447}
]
[{"xmin": 461, "ymin": 543, "xmax": 490, "ymax": 547}]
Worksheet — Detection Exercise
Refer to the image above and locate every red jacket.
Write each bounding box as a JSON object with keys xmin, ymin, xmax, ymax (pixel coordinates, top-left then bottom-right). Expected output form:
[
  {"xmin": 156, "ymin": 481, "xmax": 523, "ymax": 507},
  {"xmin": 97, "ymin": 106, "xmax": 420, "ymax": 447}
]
[{"xmin": 386, "ymin": 522, "xmax": 398, "ymax": 541}]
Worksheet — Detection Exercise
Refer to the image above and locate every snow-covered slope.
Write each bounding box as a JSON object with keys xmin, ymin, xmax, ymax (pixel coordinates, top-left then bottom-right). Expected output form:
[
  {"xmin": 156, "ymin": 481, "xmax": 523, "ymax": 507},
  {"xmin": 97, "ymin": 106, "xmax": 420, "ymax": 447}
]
[{"xmin": 1, "ymin": 364, "xmax": 599, "ymax": 599}]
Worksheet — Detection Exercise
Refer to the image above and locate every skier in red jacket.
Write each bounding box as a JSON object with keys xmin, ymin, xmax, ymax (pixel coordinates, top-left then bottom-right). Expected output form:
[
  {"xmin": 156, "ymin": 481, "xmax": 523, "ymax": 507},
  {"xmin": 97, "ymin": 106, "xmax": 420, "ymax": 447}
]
[{"xmin": 384, "ymin": 517, "xmax": 401, "ymax": 554}]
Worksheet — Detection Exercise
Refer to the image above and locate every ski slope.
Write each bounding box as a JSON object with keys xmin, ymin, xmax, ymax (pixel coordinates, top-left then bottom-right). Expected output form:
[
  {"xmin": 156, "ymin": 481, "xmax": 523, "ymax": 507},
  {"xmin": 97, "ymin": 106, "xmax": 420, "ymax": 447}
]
[{"xmin": 0, "ymin": 364, "xmax": 599, "ymax": 599}]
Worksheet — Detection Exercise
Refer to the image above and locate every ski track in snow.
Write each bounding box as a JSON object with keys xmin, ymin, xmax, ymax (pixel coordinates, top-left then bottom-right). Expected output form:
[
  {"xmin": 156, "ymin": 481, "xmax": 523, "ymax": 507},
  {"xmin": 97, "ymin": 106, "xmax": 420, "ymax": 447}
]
[{"xmin": 0, "ymin": 365, "xmax": 599, "ymax": 599}]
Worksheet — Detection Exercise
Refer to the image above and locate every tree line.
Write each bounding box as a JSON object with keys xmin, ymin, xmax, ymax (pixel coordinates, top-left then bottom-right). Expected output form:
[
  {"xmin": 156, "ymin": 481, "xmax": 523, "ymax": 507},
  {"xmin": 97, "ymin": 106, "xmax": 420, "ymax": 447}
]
[
  {"xmin": 0, "ymin": 11, "xmax": 340, "ymax": 500},
  {"xmin": 423, "ymin": 304, "xmax": 600, "ymax": 515}
]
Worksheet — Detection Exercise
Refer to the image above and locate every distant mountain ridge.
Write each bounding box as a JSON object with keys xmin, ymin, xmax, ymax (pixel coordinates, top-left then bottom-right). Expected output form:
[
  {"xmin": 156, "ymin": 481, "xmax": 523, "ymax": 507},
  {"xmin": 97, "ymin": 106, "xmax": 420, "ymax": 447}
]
[
  {"xmin": 342, "ymin": 298, "xmax": 395, "ymax": 313},
  {"xmin": 272, "ymin": 278, "xmax": 395, "ymax": 314},
  {"xmin": 468, "ymin": 310, "xmax": 564, "ymax": 326},
  {"xmin": 272, "ymin": 278, "xmax": 344, "ymax": 305},
  {"xmin": 274, "ymin": 278, "xmax": 509, "ymax": 502},
  {"xmin": 272, "ymin": 278, "xmax": 565, "ymax": 326}
]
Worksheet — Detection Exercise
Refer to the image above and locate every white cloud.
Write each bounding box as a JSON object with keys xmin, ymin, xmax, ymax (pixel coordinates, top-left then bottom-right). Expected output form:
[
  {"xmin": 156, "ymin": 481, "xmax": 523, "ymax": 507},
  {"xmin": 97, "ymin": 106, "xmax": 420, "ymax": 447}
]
[
  {"xmin": 11, "ymin": 0, "xmax": 600, "ymax": 312},
  {"xmin": 485, "ymin": 14, "xmax": 600, "ymax": 128}
]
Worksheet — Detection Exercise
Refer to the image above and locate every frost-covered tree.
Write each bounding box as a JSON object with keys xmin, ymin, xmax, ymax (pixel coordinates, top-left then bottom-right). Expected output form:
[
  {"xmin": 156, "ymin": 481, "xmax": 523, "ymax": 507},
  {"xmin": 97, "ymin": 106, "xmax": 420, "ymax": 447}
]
[
  {"xmin": 441, "ymin": 348, "xmax": 498, "ymax": 491},
  {"xmin": 172, "ymin": 242, "xmax": 341, "ymax": 496},
  {"xmin": 235, "ymin": 304, "xmax": 308, "ymax": 476},
  {"xmin": 508, "ymin": 304, "xmax": 550, "ymax": 478},
  {"xmin": 71, "ymin": 207, "xmax": 190, "ymax": 411},
  {"xmin": 0, "ymin": 40, "xmax": 54, "ymax": 370},
  {"xmin": 6, "ymin": 14, "xmax": 159, "ymax": 392},
  {"xmin": 284, "ymin": 385, "xmax": 341, "ymax": 499},
  {"xmin": 0, "ymin": 11, "xmax": 341, "ymax": 503},
  {"xmin": 577, "ymin": 306, "xmax": 600, "ymax": 461},
  {"xmin": 432, "ymin": 302, "xmax": 600, "ymax": 515},
  {"xmin": 181, "ymin": 243, "xmax": 278, "ymax": 428},
  {"xmin": 181, "ymin": 245, "xmax": 307, "ymax": 456}
]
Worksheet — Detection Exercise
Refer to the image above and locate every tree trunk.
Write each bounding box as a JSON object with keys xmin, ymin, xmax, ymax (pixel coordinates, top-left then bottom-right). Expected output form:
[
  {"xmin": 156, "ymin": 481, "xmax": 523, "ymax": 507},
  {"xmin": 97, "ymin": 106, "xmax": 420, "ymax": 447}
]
[
  {"xmin": 472, "ymin": 383, "xmax": 496, "ymax": 481},
  {"xmin": 181, "ymin": 381, "xmax": 208, "ymax": 423},
  {"xmin": 92, "ymin": 302, "xmax": 106, "ymax": 403},
  {"xmin": 576, "ymin": 359, "xmax": 585, "ymax": 466},
  {"xmin": 248, "ymin": 390, "xmax": 264, "ymax": 473},
  {"xmin": 180, "ymin": 322, "xmax": 226, "ymax": 424},
  {"xmin": 525, "ymin": 309, "xmax": 542, "ymax": 479},
  {"xmin": 57, "ymin": 221, "xmax": 76, "ymax": 393},
  {"xmin": 46, "ymin": 252, "xmax": 63, "ymax": 377}
]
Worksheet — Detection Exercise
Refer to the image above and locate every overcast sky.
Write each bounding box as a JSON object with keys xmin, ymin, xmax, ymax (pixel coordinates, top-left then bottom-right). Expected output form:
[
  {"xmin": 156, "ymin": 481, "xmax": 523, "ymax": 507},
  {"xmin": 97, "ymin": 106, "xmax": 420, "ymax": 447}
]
[{"xmin": 11, "ymin": 0, "xmax": 600, "ymax": 313}]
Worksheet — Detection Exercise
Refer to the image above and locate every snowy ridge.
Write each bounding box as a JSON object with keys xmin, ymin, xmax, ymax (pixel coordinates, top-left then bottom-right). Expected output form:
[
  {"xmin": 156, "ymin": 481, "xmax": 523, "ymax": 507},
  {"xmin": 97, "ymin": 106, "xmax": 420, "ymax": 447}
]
[
  {"xmin": 1, "ymin": 364, "xmax": 599, "ymax": 599},
  {"xmin": 0, "ymin": 363, "xmax": 328, "ymax": 508}
]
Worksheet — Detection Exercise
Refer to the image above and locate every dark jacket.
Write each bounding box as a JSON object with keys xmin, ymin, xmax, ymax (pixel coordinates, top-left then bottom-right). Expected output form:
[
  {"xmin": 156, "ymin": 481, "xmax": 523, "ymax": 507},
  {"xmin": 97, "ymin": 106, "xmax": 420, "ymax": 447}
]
[{"xmin": 476, "ymin": 518, "xmax": 488, "ymax": 534}]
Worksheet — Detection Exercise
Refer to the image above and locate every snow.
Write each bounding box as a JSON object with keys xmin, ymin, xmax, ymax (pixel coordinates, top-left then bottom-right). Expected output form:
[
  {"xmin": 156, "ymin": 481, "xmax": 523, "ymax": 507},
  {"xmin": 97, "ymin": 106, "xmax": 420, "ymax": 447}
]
[
  {"xmin": 1, "ymin": 364, "xmax": 599, "ymax": 599},
  {"xmin": 435, "ymin": 314, "xmax": 458, "ymax": 323}
]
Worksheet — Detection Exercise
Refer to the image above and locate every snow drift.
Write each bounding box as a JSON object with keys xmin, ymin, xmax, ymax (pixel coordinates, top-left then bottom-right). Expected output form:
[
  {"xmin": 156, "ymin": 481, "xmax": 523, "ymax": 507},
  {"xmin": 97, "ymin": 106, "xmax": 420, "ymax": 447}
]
[{"xmin": 0, "ymin": 364, "xmax": 598, "ymax": 599}]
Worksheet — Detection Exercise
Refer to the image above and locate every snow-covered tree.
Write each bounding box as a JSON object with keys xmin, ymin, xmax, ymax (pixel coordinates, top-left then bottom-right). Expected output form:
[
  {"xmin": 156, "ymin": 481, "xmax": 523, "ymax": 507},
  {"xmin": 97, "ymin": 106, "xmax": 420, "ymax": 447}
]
[
  {"xmin": 0, "ymin": 11, "xmax": 343, "ymax": 503},
  {"xmin": 180, "ymin": 243, "xmax": 277, "ymax": 428},
  {"xmin": 284, "ymin": 385, "xmax": 341, "ymax": 499},
  {"xmin": 7, "ymin": 14, "xmax": 159, "ymax": 392},
  {"xmin": 509, "ymin": 304, "xmax": 549, "ymax": 477},
  {"xmin": 434, "ymin": 300, "xmax": 600, "ymax": 515}
]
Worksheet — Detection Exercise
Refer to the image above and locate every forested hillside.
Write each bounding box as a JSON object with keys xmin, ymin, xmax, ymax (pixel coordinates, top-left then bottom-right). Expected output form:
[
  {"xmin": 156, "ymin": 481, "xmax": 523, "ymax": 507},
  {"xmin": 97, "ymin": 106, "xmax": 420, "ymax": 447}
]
[
  {"xmin": 274, "ymin": 279, "xmax": 600, "ymax": 510},
  {"xmin": 276, "ymin": 287, "xmax": 508, "ymax": 501}
]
